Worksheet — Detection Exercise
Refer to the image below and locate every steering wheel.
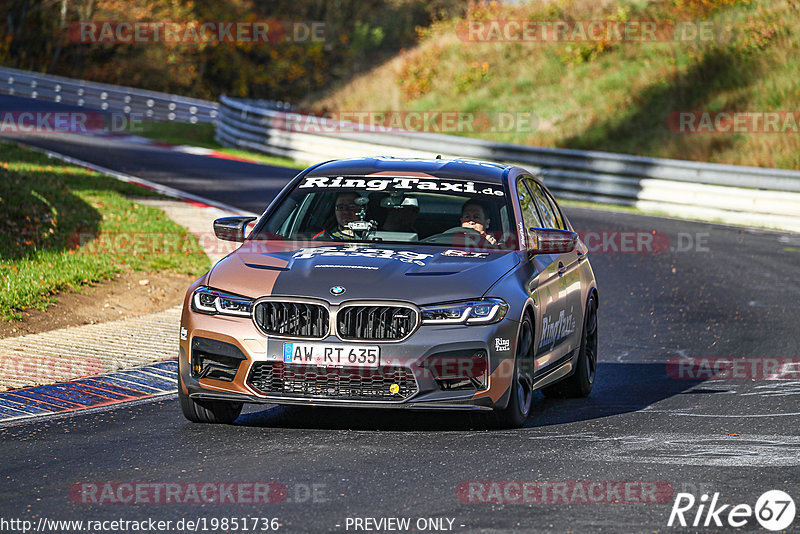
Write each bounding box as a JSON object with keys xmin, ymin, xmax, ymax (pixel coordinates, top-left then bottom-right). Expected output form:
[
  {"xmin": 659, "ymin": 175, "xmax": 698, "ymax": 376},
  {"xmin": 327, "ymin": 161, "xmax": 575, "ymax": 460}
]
[
  {"xmin": 445, "ymin": 226, "xmax": 482, "ymax": 236},
  {"xmin": 421, "ymin": 226, "xmax": 495, "ymax": 247}
]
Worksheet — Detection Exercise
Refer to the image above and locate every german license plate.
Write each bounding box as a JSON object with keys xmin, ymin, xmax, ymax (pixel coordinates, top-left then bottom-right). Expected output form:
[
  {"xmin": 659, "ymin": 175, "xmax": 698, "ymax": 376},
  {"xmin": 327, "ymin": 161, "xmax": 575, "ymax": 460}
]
[{"xmin": 283, "ymin": 342, "xmax": 380, "ymax": 368}]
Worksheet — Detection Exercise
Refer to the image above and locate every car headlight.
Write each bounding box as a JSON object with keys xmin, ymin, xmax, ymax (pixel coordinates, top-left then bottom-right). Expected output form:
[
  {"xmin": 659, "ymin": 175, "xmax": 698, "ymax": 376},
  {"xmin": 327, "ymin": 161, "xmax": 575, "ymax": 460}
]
[
  {"xmin": 420, "ymin": 298, "xmax": 508, "ymax": 325},
  {"xmin": 192, "ymin": 286, "xmax": 253, "ymax": 317}
]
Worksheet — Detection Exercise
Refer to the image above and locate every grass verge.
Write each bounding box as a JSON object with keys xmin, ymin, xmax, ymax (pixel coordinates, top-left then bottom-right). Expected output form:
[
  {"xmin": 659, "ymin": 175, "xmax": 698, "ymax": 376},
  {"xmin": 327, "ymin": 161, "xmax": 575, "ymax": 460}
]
[
  {"xmin": 0, "ymin": 142, "xmax": 210, "ymax": 321},
  {"xmin": 133, "ymin": 121, "xmax": 308, "ymax": 169}
]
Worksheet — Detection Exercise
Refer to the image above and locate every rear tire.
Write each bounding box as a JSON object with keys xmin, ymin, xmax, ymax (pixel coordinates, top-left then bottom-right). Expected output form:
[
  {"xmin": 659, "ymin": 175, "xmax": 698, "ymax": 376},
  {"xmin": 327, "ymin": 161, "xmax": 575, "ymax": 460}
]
[
  {"xmin": 178, "ymin": 374, "xmax": 243, "ymax": 424},
  {"xmin": 491, "ymin": 315, "xmax": 534, "ymax": 428},
  {"xmin": 542, "ymin": 293, "xmax": 598, "ymax": 398}
]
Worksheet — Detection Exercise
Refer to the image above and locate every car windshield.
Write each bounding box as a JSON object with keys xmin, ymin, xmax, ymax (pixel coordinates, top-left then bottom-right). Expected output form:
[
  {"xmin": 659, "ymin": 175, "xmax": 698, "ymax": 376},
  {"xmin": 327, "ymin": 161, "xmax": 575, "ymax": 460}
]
[{"xmin": 252, "ymin": 175, "xmax": 520, "ymax": 250}]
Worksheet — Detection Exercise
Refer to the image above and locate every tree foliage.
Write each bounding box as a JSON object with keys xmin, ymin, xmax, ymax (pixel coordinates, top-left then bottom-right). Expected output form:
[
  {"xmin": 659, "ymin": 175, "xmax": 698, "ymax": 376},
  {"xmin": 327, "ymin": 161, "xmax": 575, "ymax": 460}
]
[{"xmin": 0, "ymin": 0, "xmax": 464, "ymax": 100}]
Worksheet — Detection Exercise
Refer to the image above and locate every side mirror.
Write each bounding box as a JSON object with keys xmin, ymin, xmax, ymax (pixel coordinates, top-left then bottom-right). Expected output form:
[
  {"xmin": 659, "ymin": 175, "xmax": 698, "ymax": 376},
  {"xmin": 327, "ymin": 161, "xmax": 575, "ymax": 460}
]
[
  {"xmin": 527, "ymin": 228, "xmax": 578, "ymax": 254},
  {"xmin": 213, "ymin": 217, "xmax": 257, "ymax": 242}
]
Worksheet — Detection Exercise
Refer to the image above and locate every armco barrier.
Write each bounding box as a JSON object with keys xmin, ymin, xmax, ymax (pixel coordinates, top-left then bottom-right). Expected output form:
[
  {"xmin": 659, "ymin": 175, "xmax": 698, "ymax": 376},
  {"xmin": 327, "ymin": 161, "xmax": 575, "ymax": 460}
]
[
  {"xmin": 216, "ymin": 95, "xmax": 800, "ymax": 232},
  {"xmin": 0, "ymin": 66, "xmax": 219, "ymax": 123},
  {"xmin": 1, "ymin": 67, "xmax": 292, "ymax": 123},
  {"xmin": 1, "ymin": 67, "xmax": 797, "ymax": 233}
]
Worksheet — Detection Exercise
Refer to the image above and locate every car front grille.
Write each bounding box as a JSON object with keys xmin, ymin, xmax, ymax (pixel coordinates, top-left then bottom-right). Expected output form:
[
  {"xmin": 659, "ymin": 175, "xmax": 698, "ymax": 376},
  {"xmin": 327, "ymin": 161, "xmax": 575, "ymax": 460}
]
[
  {"xmin": 253, "ymin": 301, "xmax": 328, "ymax": 338},
  {"xmin": 337, "ymin": 305, "xmax": 418, "ymax": 340},
  {"xmin": 247, "ymin": 362, "xmax": 417, "ymax": 400}
]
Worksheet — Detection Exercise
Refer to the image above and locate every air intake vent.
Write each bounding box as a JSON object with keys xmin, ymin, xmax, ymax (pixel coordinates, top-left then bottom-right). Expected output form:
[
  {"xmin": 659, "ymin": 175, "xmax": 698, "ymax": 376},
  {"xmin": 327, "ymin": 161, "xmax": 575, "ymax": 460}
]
[
  {"xmin": 253, "ymin": 301, "xmax": 328, "ymax": 338},
  {"xmin": 337, "ymin": 305, "xmax": 418, "ymax": 341},
  {"xmin": 248, "ymin": 362, "xmax": 417, "ymax": 400}
]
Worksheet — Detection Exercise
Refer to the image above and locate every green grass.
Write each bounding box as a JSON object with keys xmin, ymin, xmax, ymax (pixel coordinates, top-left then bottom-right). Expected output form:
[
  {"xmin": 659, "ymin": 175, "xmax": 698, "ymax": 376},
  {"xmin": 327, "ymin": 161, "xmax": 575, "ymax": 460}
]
[
  {"xmin": 133, "ymin": 121, "xmax": 308, "ymax": 169},
  {"xmin": 0, "ymin": 143, "xmax": 210, "ymax": 321},
  {"xmin": 312, "ymin": 0, "xmax": 800, "ymax": 170}
]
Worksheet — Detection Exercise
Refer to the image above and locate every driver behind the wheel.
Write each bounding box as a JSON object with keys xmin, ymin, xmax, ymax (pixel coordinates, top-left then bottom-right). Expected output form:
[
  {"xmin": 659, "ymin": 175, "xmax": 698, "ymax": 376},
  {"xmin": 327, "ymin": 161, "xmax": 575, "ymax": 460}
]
[
  {"xmin": 460, "ymin": 200, "xmax": 497, "ymax": 245},
  {"xmin": 313, "ymin": 192, "xmax": 360, "ymax": 240}
]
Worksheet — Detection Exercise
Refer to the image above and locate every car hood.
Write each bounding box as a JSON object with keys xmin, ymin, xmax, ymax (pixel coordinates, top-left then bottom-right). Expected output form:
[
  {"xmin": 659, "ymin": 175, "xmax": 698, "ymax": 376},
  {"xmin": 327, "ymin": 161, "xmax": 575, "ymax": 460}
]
[{"xmin": 207, "ymin": 240, "xmax": 520, "ymax": 304}]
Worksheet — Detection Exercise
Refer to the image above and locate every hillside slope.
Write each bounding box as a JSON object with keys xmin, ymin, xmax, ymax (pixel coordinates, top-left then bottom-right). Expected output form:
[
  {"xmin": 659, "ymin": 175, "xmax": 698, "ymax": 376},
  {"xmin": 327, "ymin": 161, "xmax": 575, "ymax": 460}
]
[{"xmin": 310, "ymin": 0, "xmax": 800, "ymax": 170}]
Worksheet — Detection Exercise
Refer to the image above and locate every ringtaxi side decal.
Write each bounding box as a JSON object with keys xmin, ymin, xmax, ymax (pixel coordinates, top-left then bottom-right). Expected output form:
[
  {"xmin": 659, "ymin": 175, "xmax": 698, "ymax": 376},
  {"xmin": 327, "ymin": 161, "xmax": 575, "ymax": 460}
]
[
  {"xmin": 299, "ymin": 176, "xmax": 505, "ymax": 196},
  {"xmin": 539, "ymin": 308, "xmax": 576, "ymax": 350},
  {"xmin": 292, "ymin": 246, "xmax": 434, "ymax": 266},
  {"xmin": 494, "ymin": 338, "xmax": 511, "ymax": 352}
]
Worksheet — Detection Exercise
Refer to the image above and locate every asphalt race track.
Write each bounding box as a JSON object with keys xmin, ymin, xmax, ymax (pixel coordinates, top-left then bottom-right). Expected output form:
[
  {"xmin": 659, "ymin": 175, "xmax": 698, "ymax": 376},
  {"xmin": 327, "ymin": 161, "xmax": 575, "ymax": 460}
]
[{"xmin": 2, "ymin": 95, "xmax": 800, "ymax": 533}]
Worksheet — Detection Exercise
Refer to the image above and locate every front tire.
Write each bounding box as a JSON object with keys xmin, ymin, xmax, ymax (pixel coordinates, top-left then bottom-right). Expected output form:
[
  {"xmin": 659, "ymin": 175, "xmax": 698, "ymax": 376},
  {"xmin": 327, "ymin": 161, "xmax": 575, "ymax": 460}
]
[
  {"xmin": 178, "ymin": 374, "xmax": 243, "ymax": 424},
  {"xmin": 491, "ymin": 315, "xmax": 534, "ymax": 428},
  {"xmin": 542, "ymin": 293, "xmax": 598, "ymax": 398}
]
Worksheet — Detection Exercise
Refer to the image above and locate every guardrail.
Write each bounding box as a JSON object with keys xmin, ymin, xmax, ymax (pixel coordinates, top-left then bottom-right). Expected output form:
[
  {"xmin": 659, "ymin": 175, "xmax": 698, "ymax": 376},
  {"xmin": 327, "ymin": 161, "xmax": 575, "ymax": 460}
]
[
  {"xmin": 217, "ymin": 95, "xmax": 800, "ymax": 232},
  {"xmin": 0, "ymin": 66, "xmax": 220, "ymax": 123},
  {"xmin": 2, "ymin": 67, "xmax": 798, "ymax": 233}
]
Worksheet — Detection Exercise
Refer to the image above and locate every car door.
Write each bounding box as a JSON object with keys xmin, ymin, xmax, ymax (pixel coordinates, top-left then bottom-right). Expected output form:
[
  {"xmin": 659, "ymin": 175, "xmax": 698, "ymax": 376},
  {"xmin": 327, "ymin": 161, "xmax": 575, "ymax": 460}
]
[
  {"xmin": 523, "ymin": 178, "xmax": 583, "ymax": 364},
  {"xmin": 516, "ymin": 177, "xmax": 565, "ymax": 372}
]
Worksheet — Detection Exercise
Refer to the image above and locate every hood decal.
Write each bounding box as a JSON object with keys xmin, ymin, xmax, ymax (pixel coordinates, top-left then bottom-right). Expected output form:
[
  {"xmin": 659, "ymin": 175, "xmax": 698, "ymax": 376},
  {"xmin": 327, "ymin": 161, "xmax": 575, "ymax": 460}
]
[
  {"xmin": 314, "ymin": 264, "xmax": 379, "ymax": 271},
  {"xmin": 292, "ymin": 246, "xmax": 434, "ymax": 267}
]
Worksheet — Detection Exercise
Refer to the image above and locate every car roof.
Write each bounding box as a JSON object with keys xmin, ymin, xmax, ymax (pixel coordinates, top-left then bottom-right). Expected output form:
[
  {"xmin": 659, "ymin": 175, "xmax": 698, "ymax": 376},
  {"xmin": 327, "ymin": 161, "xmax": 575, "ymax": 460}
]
[{"xmin": 305, "ymin": 157, "xmax": 514, "ymax": 184}]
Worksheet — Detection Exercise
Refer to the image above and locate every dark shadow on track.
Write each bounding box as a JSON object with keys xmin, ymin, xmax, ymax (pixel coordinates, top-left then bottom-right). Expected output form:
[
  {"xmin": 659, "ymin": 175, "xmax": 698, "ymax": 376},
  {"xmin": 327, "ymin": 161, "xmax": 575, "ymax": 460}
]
[{"xmin": 231, "ymin": 362, "xmax": 704, "ymax": 431}]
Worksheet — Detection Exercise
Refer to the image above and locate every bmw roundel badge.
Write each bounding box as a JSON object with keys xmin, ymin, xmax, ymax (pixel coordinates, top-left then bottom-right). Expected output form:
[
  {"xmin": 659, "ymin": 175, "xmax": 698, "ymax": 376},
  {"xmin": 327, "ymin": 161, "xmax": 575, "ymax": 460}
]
[{"xmin": 330, "ymin": 286, "xmax": 346, "ymax": 295}]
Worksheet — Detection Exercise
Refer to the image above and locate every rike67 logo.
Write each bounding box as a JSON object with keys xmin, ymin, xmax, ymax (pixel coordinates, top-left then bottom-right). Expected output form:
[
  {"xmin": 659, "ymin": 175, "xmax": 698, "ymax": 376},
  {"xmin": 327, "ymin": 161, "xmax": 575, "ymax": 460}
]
[{"xmin": 668, "ymin": 490, "xmax": 796, "ymax": 531}]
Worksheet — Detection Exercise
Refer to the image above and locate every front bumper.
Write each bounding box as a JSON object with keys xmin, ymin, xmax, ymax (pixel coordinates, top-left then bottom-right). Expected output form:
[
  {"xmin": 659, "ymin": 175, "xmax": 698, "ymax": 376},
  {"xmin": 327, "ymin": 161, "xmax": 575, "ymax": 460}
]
[{"xmin": 179, "ymin": 305, "xmax": 521, "ymax": 412}]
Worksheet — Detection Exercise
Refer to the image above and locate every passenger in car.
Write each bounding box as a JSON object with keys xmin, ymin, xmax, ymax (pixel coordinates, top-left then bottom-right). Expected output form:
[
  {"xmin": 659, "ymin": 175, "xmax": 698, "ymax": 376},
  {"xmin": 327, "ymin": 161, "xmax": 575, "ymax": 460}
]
[{"xmin": 460, "ymin": 200, "xmax": 497, "ymax": 245}]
